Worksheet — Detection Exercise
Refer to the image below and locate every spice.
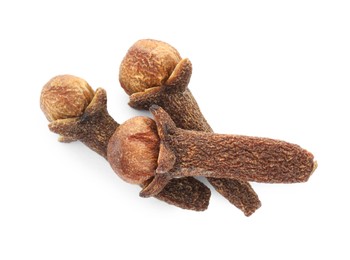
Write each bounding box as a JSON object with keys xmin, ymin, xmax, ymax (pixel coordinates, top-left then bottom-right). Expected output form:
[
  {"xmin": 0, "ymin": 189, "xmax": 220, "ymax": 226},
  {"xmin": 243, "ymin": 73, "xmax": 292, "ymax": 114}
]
[
  {"xmin": 107, "ymin": 105, "xmax": 317, "ymax": 197},
  {"xmin": 41, "ymin": 75, "xmax": 119, "ymax": 158},
  {"xmin": 119, "ymin": 39, "xmax": 261, "ymax": 216},
  {"xmin": 41, "ymin": 75, "xmax": 211, "ymax": 211}
]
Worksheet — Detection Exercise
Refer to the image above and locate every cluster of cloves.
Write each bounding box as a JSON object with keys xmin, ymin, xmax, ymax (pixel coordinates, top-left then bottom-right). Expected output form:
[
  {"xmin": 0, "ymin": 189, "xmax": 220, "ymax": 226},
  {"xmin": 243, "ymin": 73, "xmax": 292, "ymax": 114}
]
[{"xmin": 40, "ymin": 39, "xmax": 317, "ymax": 216}]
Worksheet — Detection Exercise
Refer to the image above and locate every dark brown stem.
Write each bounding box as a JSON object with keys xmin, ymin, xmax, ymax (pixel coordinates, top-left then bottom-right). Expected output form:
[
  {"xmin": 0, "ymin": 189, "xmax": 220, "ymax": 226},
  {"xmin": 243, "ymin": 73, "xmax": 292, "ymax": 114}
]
[
  {"xmin": 48, "ymin": 88, "xmax": 210, "ymax": 211},
  {"xmin": 141, "ymin": 177, "xmax": 210, "ymax": 211},
  {"xmin": 139, "ymin": 106, "xmax": 316, "ymax": 197},
  {"xmin": 128, "ymin": 59, "xmax": 261, "ymax": 216}
]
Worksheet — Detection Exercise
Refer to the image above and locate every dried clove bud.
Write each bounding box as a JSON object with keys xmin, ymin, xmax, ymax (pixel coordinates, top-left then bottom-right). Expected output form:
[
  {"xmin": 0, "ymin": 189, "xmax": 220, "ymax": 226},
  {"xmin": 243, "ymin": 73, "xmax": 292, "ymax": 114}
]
[
  {"xmin": 119, "ymin": 39, "xmax": 261, "ymax": 216},
  {"xmin": 107, "ymin": 105, "xmax": 317, "ymax": 198},
  {"xmin": 106, "ymin": 115, "xmax": 210, "ymax": 211},
  {"xmin": 41, "ymin": 75, "xmax": 119, "ymax": 158},
  {"xmin": 41, "ymin": 75, "xmax": 210, "ymax": 211},
  {"xmin": 119, "ymin": 39, "xmax": 181, "ymax": 95},
  {"xmin": 107, "ymin": 116, "xmax": 160, "ymax": 185},
  {"xmin": 41, "ymin": 75, "xmax": 95, "ymax": 122}
]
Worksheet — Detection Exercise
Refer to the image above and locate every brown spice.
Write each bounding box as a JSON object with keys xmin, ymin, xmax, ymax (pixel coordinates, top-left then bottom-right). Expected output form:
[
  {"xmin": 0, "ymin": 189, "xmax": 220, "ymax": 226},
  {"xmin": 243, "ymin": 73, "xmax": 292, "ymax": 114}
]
[
  {"xmin": 119, "ymin": 39, "xmax": 181, "ymax": 95},
  {"xmin": 41, "ymin": 75, "xmax": 95, "ymax": 122},
  {"xmin": 41, "ymin": 75, "xmax": 210, "ymax": 211},
  {"xmin": 48, "ymin": 87, "xmax": 118, "ymax": 158},
  {"xmin": 107, "ymin": 105, "xmax": 316, "ymax": 198},
  {"xmin": 119, "ymin": 39, "xmax": 261, "ymax": 216},
  {"xmin": 107, "ymin": 116, "xmax": 160, "ymax": 185},
  {"xmin": 141, "ymin": 177, "xmax": 210, "ymax": 211},
  {"xmin": 106, "ymin": 115, "xmax": 210, "ymax": 211}
]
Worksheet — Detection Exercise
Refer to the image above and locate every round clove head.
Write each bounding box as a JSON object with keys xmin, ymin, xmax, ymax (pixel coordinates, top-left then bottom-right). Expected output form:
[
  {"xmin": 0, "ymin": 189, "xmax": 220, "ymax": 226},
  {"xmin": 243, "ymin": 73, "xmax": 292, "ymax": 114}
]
[
  {"xmin": 119, "ymin": 39, "xmax": 182, "ymax": 95},
  {"xmin": 40, "ymin": 75, "xmax": 95, "ymax": 121},
  {"xmin": 107, "ymin": 116, "xmax": 160, "ymax": 185}
]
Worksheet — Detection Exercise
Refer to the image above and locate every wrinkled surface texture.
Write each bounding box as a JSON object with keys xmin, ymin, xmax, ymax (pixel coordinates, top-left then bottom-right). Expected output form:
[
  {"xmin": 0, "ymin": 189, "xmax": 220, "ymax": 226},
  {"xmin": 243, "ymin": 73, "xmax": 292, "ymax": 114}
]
[
  {"xmin": 119, "ymin": 39, "xmax": 181, "ymax": 95},
  {"xmin": 151, "ymin": 107, "xmax": 315, "ymax": 183},
  {"xmin": 107, "ymin": 117, "xmax": 160, "ymax": 185},
  {"xmin": 131, "ymin": 87, "xmax": 261, "ymax": 215},
  {"xmin": 48, "ymin": 88, "xmax": 119, "ymax": 158},
  {"xmin": 143, "ymin": 177, "xmax": 210, "ymax": 211},
  {"xmin": 41, "ymin": 75, "xmax": 95, "ymax": 121},
  {"xmin": 139, "ymin": 107, "xmax": 315, "ymax": 201},
  {"xmin": 107, "ymin": 116, "xmax": 211, "ymax": 211},
  {"xmin": 167, "ymin": 129, "xmax": 315, "ymax": 183}
]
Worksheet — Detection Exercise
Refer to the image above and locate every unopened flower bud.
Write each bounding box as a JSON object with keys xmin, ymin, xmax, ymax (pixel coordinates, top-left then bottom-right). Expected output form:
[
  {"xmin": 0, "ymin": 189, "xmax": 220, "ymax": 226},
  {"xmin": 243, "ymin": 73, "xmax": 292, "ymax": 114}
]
[
  {"xmin": 107, "ymin": 116, "xmax": 159, "ymax": 185},
  {"xmin": 40, "ymin": 75, "xmax": 95, "ymax": 121},
  {"xmin": 119, "ymin": 39, "xmax": 181, "ymax": 95}
]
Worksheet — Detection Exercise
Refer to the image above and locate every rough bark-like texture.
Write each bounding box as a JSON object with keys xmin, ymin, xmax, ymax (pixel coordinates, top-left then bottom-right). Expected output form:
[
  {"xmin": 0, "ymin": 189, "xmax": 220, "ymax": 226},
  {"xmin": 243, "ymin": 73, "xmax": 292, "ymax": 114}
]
[
  {"xmin": 168, "ymin": 130, "xmax": 315, "ymax": 182},
  {"xmin": 47, "ymin": 88, "xmax": 211, "ymax": 211},
  {"xmin": 207, "ymin": 178, "xmax": 260, "ymax": 217},
  {"xmin": 151, "ymin": 106, "xmax": 316, "ymax": 182},
  {"xmin": 128, "ymin": 59, "xmax": 261, "ymax": 216},
  {"xmin": 48, "ymin": 88, "xmax": 119, "ymax": 159},
  {"xmin": 143, "ymin": 177, "xmax": 211, "ymax": 211}
]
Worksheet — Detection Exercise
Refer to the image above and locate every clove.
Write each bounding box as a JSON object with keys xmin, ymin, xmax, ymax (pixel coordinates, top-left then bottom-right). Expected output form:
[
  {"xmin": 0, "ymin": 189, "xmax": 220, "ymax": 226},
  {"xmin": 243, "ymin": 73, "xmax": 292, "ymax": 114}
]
[
  {"xmin": 107, "ymin": 105, "xmax": 317, "ymax": 198},
  {"xmin": 41, "ymin": 75, "xmax": 211, "ymax": 211},
  {"xmin": 119, "ymin": 39, "xmax": 261, "ymax": 216}
]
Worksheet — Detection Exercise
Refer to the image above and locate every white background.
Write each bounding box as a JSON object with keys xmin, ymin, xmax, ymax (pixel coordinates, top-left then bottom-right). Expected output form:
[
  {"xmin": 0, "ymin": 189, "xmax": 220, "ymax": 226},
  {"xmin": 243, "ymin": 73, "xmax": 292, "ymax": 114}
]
[{"xmin": 1, "ymin": 1, "xmax": 349, "ymax": 259}]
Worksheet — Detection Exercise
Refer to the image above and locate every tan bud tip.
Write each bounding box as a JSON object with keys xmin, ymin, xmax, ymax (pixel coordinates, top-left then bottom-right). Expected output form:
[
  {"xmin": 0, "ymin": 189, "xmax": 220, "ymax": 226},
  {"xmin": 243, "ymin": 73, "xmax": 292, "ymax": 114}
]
[
  {"xmin": 119, "ymin": 39, "xmax": 182, "ymax": 95},
  {"xmin": 40, "ymin": 75, "xmax": 95, "ymax": 121},
  {"xmin": 107, "ymin": 116, "xmax": 160, "ymax": 185}
]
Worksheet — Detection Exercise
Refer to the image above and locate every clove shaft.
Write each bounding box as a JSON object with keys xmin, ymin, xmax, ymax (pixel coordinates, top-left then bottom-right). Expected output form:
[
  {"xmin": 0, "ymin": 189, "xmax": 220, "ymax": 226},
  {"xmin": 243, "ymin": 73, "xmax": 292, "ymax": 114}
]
[{"xmin": 166, "ymin": 129, "xmax": 316, "ymax": 183}]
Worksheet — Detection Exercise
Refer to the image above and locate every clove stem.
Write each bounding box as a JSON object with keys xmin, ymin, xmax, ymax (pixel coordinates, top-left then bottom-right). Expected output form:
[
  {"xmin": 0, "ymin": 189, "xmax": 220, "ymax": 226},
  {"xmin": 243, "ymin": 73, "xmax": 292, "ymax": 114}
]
[{"xmin": 140, "ymin": 106, "xmax": 316, "ymax": 197}]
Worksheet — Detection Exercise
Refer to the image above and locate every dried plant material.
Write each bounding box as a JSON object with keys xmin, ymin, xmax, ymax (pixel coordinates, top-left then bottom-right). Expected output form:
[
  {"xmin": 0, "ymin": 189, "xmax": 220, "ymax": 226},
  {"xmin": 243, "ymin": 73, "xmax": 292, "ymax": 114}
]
[
  {"xmin": 41, "ymin": 75, "xmax": 210, "ymax": 211},
  {"xmin": 142, "ymin": 106, "xmax": 316, "ymax": 196},
  {"xmin": 48, "ymin": 87, "xmax": 119, "ymax": 158},
  {"xmin": 119, "ymin": 39, "xmax": 261, "ymax": 216},
  {"xmin": 107, "ymin": 116, "xmax": 160, "ymax": 184},
  {"xmin": 145, "ymin": 177, "xmax": 210, "ymax": 211},
  {"xmin": 120, "ymin": 39, "xmax": 181, "ymax": 95},
  {"xmin": 207, "ymin": 179, "xmax": 260, "ymax": 216},
  {"xmin": 41, "ymin": 75, "xmax": 95, "ymax": 121},
  {"xmin": 107, "ymin": 106, "xmax": 316, "ymax": 198},
  {"xmin": 106, "ymin": 115, "xmax": 211, "ymax": 211}
]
